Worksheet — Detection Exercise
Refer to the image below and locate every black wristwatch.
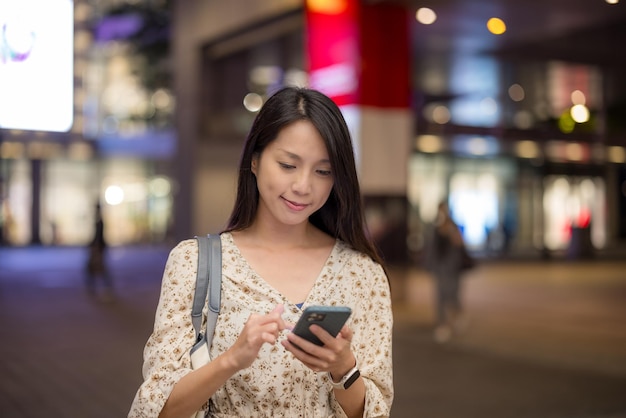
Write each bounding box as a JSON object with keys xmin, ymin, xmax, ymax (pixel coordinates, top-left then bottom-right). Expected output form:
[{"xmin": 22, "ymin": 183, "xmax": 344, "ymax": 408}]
[{"xmin": 329, "ymin": 364, "xmax": 360, "ymax": 390}]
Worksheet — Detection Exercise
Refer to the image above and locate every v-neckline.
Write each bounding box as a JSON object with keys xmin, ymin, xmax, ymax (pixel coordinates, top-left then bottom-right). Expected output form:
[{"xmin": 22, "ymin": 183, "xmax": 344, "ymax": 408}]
[{"xmin": 224, "ymin": 232, "xmax": 339, "ymax": 308}]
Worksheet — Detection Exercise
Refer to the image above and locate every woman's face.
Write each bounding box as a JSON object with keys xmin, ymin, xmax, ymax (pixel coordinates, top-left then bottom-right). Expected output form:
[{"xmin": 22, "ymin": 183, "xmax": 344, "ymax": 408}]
[{"xmin": 251, "ymin": 120, "xmax": 334, "ymax": 229}]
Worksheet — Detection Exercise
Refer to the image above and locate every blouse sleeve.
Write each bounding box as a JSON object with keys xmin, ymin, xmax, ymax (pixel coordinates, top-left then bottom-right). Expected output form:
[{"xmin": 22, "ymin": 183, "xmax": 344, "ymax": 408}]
[
  {"xmin": 128, "ymin": 239, "xmax": 200, "ymax": 418},
  {"xmin": 345, "ymin": 255, "xmax": 394, "ymax": 417}
]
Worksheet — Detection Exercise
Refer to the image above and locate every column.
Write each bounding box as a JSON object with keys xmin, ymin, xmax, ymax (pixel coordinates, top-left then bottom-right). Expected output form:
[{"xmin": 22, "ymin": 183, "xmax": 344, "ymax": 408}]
[{"xmin": 306, "ymin": 0, "xmax": 412, "ymax": 263}]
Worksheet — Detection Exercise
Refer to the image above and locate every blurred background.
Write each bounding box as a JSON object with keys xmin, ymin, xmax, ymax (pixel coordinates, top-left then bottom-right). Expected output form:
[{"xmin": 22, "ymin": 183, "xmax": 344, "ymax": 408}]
[
  {"xmin": 1, "ymin": 0, "xmax": 626, "ymax": 417},
  {"xmin": 1, "ymin": 0, "xmax": 625, "ymax": 261}
]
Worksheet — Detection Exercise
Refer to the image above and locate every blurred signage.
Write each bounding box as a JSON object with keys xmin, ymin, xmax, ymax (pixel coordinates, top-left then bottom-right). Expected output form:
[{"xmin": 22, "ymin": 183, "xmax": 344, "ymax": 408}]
[
  {"xmin": 0, "ymin": 0, "xmax": 74, "ymax": 132},
  {"xmin": 305, "ymin": 0, "xmax": 359, "ymax": 106},
  {"xmin": 305, "ymin": 0, "xmax": 409, "ymax": 108}
]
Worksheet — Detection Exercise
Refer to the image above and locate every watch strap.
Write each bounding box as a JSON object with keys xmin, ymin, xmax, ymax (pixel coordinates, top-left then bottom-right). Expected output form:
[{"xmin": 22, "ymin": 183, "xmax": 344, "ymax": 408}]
[{"xmin": 329, "ymin": 364, "xmax": 360, "ymax": 390}]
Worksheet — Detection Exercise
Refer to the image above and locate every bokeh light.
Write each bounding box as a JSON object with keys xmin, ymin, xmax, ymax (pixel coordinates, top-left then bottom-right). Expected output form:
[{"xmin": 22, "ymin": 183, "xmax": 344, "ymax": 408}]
[
  {"xmin": 571, "ymin": 104, "xmax": 590, "ymax": 123},
  {"xmin": 306, "ymin": 0, "xmax": 348, "ymax": 14},
  {"xmin": 487, "ymin": 17, "xmax": 506, "ymax": 35},
  {"xmin": 571, "ymin": 90, "xmax": 586, "ymax": 105},
  {"xmin": 416, "ymin": 8, "xmax": 437, "ymax": 25},
  {"xmin": 416, "ymin": 135, "xmax": 443, "ymax": 153},
  {"xmin": 515, "ymin": 140, "xmax": 540, "ymax": 159},
  {"xmin": 508, "ymin": 83, "xmax": 525, "ymax": 101},
  {"xmin": 432, "ymin": 105, "xmax": 451, "ymax": 124},
  {"xmin": 243, "ymin": 93, "xmax": 263, "ymax": 112},
  {"xmin": 558, "ymin": 110, "xmax": 576, "ymax": 133},
  {"xmin": 105, "ymin": 185, "xmax": 124, "ymax": 206}
]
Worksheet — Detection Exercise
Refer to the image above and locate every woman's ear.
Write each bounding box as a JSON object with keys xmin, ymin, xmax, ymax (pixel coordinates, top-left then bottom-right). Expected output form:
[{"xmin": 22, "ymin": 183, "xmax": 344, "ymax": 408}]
[{"xmin": 251, "ymin": 154, "xmax": 259, "ymax": 175}]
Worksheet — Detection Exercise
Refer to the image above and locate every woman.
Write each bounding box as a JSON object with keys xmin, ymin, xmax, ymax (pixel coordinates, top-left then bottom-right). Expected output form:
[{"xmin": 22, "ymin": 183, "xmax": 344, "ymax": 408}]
[
  {"xmin": 426, "ymin": 200, "xmax": 466, "ymax": 343},
  {"xmin": 129, "ymin": 87, "xmax": 393, "ymax": 417},
  {"xmin": 85, "ymin": 202, "xmax": 113, "ymax": 301}
]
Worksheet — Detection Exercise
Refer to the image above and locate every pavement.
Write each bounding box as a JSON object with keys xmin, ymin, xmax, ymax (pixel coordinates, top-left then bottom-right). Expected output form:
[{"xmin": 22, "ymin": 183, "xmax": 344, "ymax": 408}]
[{"xmin": 1, "ymin": 245, "xmax": 625, "ymax": 418}]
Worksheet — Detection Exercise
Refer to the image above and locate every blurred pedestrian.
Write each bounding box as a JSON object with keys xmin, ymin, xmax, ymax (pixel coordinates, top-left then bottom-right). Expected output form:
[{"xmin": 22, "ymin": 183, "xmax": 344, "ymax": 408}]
[
  {"xmin": 85, "ymin": 202, "xmax": 113, "ymax": 301},
  {"xmin": 424, "ymin": 200, "xmax": 467, "ymax": 343}
]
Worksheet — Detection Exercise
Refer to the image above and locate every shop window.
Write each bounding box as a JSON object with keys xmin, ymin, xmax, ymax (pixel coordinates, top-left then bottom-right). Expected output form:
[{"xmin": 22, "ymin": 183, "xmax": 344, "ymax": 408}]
[{"xmin": 543, "ymin": 175, "xmax": 606, "ymax": 251}]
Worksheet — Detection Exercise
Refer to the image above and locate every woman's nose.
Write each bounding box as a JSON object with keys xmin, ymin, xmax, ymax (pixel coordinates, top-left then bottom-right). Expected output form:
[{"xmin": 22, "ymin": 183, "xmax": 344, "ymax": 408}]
[{"xmin": 292, "ymin": 171, "xmax": 312, "ymax": 194}]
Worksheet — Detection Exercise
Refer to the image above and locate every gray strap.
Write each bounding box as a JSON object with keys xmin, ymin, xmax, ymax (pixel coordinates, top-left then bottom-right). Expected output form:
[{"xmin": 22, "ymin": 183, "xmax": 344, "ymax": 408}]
[
  {"xmin": 191, "ymin": 234, "xmax": 222, "ymax": 346},
  {"xmin": 205, "ymin": 234, "xmax": 222, "ymax": 341},
  {"xmin": 192, "ymin": 235, "xmax": 210, "ymax": 338}
]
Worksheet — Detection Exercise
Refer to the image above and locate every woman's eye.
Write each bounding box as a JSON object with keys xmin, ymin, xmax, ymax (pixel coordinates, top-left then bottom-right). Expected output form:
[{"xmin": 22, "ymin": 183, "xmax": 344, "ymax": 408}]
[
  {"xmin": 317, "ymin": 169, "xmax": 332, "ymax": 176},
  {"xmin": 279, "ymin": 162, "xmax": 295, "ymax": 170}
]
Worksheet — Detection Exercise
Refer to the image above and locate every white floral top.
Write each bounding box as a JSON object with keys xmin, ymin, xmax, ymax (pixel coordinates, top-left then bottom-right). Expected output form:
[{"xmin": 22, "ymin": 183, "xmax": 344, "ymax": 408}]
[{"xmin": 129, "ymin": 232, "xmax": 393, "ymax": 418}]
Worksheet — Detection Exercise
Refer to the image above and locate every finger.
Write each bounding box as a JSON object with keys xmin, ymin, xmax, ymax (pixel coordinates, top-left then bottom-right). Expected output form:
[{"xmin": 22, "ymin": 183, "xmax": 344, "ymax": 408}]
[
  {"xmin": 270, "ymin": 304, "xmax": 288, "ymax": 330},
  {"xmin": 337, "ymin": 325, "xmax": 353, "ymax": 342},
  {"xmin": 281, "ymin": 339, "xmax": 329, "ymax": 370},
  {"xmin": 248, "ymin": 306, "xmax": 284, "ymax": 329},
  {"xmin": 270, "ymin": 304, "xmax": 284, "ymax": 315},
  {"xmin": 261, "ymin": 331, "xmax": 279, "ymax": 344},
  {"xmin": 260, "ymin": 320, "xmax": 283, "ymax": 340},
  {"xmin": 285, "ymin": 330, "xmax": 314, "ymax": 351},
  {"xmin": 285, "ymin": 330, "xmax": 328, "ymax": 357},
  {"xmin": 240, "ymin": 326, "xmax": 282, "ymax": 352},
  {"xmin": 308, "ymin": 324, "xmax": 338, "ymax": 347},
  {"xmin": 261, "ymin": 304, "xmax": 286, "ymax": 330}
]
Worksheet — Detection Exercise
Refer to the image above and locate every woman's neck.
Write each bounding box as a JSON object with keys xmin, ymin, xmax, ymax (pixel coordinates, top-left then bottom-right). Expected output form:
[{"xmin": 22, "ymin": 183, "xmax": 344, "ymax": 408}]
[
  {"xmin": 242, "ymin": 221, "xmax": 312, "ymax": 247},
  {"xmin": 234, "ymin": 218, "xmax": 333, "ymax": 251}
]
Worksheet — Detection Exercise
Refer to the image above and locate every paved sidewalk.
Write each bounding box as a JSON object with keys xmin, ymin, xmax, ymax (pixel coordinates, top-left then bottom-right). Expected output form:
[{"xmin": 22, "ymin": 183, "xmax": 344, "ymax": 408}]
[
  {"xmin": 1, "ymin": 246, "xmax": 625, "ymax": 418},
  {"xmin": 389, "ymin": 261, "xmax": 626, "ymax": 417}
]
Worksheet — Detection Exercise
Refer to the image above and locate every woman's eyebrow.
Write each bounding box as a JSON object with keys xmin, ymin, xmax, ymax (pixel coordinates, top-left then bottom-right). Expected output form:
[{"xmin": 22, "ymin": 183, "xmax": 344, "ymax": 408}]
[
  {"xmin": 277, "ymin": 148, "xmax": 301, "ymax": 160},
  {"xmin": 277, "ymin": 148, "xmax": 330, "ymax": 164}
]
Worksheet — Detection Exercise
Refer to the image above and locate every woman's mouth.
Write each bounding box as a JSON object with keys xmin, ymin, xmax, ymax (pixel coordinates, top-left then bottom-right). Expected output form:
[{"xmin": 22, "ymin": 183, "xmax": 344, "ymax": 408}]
[{"xmin": 283, "ymin": 197, "xmax": 308, "ymax": 211}]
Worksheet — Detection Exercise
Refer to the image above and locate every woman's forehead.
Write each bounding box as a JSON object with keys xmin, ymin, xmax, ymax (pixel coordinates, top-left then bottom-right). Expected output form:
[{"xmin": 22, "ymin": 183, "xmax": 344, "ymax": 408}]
[{"xmin": 267, "ymin": 121, "xmax": 330, "ymax": 160}]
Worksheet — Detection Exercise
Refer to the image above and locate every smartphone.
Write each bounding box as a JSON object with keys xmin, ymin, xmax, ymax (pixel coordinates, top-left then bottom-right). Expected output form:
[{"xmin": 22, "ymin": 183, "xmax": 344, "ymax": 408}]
[{"xmin": 292, "ymin": 305, "xmax": 352, "ymax": 346}]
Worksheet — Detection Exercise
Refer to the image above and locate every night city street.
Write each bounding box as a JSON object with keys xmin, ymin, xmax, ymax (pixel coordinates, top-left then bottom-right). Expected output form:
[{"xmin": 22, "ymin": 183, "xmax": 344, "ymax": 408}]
[{"xmin": 1, "ymin": 245, "xmax": 625, "ymax": 418}]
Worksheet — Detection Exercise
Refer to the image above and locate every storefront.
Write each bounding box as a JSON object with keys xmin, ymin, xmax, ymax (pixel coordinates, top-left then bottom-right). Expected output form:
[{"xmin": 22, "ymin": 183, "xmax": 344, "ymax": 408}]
[
  {"xmin": 0, "ymin": 151, "xmax": 174, "ymax": 246},
  {"xmin": 407, "ymin": 139, "xmax": 623, "ymax": 260},
  {"xmin": 0, "ymin": 0, "xmax": 176, "ymax": 247}
]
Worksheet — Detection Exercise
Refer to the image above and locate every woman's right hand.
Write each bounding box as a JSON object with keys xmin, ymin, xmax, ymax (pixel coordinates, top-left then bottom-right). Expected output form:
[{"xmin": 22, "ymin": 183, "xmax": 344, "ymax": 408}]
[{"xmin": 224, "ymin": 304, "xmax": 286, "ymax": 370}]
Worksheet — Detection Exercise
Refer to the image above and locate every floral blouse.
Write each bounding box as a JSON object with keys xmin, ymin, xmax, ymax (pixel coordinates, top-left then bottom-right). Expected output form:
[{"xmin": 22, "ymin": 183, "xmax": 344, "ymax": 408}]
[{"xmin": 129, "ymin": 232, "xmax": 393, "ymax": 418}]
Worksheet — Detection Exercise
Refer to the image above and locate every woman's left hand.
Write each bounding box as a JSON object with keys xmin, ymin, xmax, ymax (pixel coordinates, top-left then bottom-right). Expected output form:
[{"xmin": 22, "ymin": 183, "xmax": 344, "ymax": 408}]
[{"xmin": 281, "ymin": 324, "xmax": 356, "ymax": 379}]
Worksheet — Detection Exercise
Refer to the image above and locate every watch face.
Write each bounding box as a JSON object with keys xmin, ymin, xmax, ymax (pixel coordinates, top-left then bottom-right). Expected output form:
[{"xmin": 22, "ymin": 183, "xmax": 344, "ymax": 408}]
[{"xmin": 343, "ymin": 369, "xmax": 360, "ymax": 389}]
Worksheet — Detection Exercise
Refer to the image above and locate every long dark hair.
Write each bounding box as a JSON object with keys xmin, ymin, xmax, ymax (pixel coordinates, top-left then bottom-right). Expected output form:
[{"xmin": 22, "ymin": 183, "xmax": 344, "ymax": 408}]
[{"xmin": 224, "ymin": 86, "xmax": 383, "ymax": 265}]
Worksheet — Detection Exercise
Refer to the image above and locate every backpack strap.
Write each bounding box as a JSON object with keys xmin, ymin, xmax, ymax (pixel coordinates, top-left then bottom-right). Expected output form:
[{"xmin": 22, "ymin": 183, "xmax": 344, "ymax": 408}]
[{"xmin": 192, "ymin": 234, "xmax": 222, "ymax": 344}]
